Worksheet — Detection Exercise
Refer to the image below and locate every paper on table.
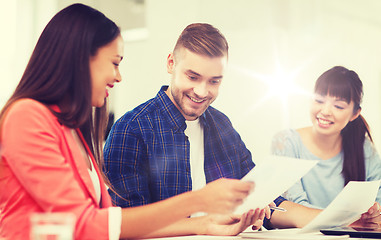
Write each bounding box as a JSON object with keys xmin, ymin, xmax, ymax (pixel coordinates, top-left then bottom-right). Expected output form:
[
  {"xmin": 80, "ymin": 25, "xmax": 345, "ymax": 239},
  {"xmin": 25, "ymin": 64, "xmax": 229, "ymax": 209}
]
[
  {"xmin": 300, "ymin": 180, "xmax": 381, "ymax": 233},
  {"xmin": 234, "ymin": 155, "xmax": 318, "ymax": 214},
  {"xmin": 240, "ymin": 228, "xmax": 349, "ymax": 239}
]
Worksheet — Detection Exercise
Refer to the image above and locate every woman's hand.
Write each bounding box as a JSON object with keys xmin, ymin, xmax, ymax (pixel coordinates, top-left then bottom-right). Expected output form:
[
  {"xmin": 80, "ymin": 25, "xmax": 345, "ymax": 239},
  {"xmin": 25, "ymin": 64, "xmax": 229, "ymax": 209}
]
[
  {"xmin": 249, "ymin": 202, "xmax": 272, "ymax": 230},
  {"xmin": 196, "ymin": 178, "xmax": 254, "ymax": 214},
  {"xmin": 350, "ymin": 202, "xmax": 381, "ymax": 229},
  {"xmin": 200, "ymin": 208, "xmax": 266, "ymax": 236}
]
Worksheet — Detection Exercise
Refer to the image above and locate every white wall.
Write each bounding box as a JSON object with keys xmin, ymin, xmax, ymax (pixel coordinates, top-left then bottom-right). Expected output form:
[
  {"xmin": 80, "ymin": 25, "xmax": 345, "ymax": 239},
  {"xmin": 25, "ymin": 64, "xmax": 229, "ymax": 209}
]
[
  {"xmin": 0, "ymin": 0, "xmax": 57, "ymax": 107},
  {"xmin": 115, "ymin": 0, "xmax": 381, "ymax": 162},
  {"xmin": 2, "ymin": 0, "xmax": 381, "ymax": 163}
]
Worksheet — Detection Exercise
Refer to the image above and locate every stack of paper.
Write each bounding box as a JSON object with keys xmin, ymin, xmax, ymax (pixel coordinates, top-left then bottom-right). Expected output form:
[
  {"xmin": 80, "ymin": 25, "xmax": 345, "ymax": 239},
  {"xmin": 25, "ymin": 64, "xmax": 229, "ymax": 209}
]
[
  {"xmin": 240, "ymin": 229, "xmax": 348, "ymax": 239},
  {"xmin": 301, "ymin": 180, "xmax": 380, "ymax": 232},
  {"xmin": 239, "ymin": 180, "xmax": 381, "ymax": 239}
]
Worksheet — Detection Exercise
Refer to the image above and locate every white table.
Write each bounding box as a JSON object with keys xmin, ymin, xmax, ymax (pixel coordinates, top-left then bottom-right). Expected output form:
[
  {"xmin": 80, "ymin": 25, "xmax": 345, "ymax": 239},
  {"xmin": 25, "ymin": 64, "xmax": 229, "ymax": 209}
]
[
  {"xmin": 144, "ymin": 230, "xmax": 373, "ymax": 240},
  {"xmin": 145, "ymin": 235, "xmax": 371, "ymax": 240}
]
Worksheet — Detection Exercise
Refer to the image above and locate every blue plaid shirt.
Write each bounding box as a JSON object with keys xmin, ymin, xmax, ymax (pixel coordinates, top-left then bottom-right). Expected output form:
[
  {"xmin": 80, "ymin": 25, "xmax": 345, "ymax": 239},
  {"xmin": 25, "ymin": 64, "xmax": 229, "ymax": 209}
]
[{"xmin": 104, "ymin": 86, "xmax": 285, "ymax": 210}]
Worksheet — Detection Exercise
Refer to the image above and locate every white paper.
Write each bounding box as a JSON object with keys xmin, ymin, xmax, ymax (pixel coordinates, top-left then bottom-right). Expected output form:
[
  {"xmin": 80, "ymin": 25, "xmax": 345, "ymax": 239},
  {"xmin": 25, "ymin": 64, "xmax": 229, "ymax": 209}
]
[
  {"xmin": 301, "ymin": 180, "xmax": 381, "ymax": 233},
  {"xmin": 234, "ymin": 155, "xmax": 318, "ymax": 214},
  {"xmin": 240, "ymin": 229, "xmax": 349, "ymax": 239}
]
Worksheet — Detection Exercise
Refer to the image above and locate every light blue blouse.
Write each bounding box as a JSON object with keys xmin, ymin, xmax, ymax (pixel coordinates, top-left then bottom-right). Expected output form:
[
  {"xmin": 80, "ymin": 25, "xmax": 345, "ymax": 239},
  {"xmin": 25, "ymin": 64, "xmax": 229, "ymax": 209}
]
[{"xmin": 271, "ymin": 129, "xmax": 381, "ymax": 209}]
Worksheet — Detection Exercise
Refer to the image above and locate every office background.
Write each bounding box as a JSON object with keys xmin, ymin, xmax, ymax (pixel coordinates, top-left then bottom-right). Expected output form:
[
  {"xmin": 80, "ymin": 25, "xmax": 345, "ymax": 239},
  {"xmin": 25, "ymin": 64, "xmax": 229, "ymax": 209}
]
[{"xmin": 1, "ymin": 0, "xmax": 381, "ymax": 163}]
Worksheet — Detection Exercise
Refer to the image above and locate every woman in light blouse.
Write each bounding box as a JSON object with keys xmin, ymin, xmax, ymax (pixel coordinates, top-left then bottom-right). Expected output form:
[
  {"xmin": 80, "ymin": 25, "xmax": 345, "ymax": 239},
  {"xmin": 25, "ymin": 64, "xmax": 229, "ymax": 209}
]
[{"xmin": 271, "ymin": 66, "xmax": 381, "ymax": 228}]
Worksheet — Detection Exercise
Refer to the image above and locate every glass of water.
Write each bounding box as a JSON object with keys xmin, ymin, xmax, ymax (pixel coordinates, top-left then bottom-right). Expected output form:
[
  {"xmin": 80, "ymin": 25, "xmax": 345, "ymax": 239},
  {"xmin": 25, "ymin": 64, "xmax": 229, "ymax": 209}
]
[{"xmin": 30, "ymin": 212, "xmax": 76, "ymax": 240}]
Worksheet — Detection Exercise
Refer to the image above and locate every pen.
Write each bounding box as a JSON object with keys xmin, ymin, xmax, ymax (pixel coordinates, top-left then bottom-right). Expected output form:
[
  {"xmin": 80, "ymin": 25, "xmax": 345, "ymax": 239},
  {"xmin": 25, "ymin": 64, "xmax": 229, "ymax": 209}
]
[{"xmin": 269, "ymin": 206, "xmax": 287, "ymax": 212}]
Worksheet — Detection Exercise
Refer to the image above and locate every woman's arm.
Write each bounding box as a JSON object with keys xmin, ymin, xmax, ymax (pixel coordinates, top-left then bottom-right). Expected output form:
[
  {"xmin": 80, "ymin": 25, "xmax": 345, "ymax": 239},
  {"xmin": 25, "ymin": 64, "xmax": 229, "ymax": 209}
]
[
  {"xmin": 119, "ymin": 178, "xmax": 255, "ymax": 239},
  {"xmin": 139, "ymin": 209, "xmax": 265, "ymax": 239},
  {"xmin": 269, "ymin": 200, "xmax": 321, "ymax": 228}
]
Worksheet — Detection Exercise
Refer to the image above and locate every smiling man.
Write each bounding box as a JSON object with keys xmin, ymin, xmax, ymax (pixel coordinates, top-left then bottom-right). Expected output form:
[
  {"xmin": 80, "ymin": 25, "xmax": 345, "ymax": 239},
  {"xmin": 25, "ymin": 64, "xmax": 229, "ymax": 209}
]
[
  {"xmin": 103, "ymin": 23, "xmax": 293, "ymax": 233},
  {"xmin": 166, "ymin": 42, "xmax": 226, "ymax": 121}
]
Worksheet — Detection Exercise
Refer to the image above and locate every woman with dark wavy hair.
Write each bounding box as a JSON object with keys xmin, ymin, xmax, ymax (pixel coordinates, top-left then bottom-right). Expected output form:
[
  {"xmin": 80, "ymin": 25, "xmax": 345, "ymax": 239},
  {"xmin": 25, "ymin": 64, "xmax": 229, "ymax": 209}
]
[
  {"xmin": 0, "ymin": 4, "xmax": 264, "ymax": 240},
  {"xmin": 272, "ymin": 66, "xmax": 381, "ymax": 226}
]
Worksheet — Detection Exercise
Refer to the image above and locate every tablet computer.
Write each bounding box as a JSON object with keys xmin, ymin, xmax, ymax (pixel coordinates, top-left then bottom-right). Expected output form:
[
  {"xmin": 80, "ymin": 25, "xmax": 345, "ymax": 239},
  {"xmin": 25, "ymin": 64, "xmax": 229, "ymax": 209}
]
[{"xmin": 321, "ymin": 226, "xmax": 381, "ymax": 239}]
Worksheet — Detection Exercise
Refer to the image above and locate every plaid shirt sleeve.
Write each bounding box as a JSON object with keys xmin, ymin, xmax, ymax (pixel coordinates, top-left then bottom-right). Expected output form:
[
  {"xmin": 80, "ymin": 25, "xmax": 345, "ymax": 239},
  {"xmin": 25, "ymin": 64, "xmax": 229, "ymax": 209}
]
[
  {"xmin": 103, "ymin": 118, "xmax": 150, "ymax": 207},
  {"xmin": 237, "ymin": 136, "xmax": 255, "ymax": 178}
]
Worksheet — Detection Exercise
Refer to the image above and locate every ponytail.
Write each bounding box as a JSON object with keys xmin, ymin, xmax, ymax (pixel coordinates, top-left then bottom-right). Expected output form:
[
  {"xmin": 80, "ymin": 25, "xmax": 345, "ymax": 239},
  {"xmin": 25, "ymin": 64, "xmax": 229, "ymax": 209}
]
[{"xmin": 341, "ymin": 114, "xmax": 371, "ymax": 185}]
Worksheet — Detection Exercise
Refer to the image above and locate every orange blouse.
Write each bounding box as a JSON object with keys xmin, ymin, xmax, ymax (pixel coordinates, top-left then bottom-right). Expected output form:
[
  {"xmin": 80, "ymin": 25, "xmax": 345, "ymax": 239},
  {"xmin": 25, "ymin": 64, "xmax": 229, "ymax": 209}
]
[{"xmin": 0, "ymin": 99, "xmax": 112, "ymax": 240}]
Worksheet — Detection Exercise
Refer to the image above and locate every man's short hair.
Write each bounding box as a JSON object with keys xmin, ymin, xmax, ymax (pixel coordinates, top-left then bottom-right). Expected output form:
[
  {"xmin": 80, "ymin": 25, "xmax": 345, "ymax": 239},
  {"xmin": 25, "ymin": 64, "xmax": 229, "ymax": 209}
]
[{"xmin": 173, "ymin": 23, "xmax": 228, "ymax": 58}]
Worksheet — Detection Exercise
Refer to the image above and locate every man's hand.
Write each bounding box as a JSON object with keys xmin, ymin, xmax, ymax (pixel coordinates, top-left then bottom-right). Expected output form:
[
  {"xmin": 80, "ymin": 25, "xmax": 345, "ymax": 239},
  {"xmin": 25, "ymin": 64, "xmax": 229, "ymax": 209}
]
[{"xmin": 196, "ymin": 178, "xmax": 254, "ymax": 214}]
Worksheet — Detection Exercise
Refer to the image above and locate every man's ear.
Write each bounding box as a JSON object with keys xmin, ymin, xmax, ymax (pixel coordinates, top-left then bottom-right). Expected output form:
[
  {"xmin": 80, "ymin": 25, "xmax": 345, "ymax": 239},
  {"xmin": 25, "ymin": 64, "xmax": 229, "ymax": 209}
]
[
  {"xmin": 350, "ymin": 107, "xmax": 361, "ymax": 122},
  {"xmin": 167, "ymin": 53, "xmax": 175, "ymax": 74}
]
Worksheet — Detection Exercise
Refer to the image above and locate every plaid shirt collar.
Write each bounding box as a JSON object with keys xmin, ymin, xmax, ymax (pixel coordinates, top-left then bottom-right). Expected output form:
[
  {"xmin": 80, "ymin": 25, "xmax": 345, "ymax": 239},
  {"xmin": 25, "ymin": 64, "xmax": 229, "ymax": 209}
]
[{"xmin": 156, "ymin": 85, "xmax": 208, "ymax": 133}]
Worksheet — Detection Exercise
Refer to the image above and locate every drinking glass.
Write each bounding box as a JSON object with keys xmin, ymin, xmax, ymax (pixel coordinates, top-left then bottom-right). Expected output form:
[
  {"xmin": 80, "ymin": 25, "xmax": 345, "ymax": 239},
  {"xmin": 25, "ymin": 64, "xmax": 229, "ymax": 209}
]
[{"xmin": 30, "ymin": 212, "xmax": 76, "ymax": 240}]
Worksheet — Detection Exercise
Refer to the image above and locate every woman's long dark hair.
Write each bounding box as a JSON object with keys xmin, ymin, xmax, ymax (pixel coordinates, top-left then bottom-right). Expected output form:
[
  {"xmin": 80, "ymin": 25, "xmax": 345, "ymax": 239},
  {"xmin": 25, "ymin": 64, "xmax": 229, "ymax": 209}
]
[
  {"xmin": 0, "ymin": 3, "xmax": 120, "ymax": 179},
  {"xmin": 314, "ymin": 66, "xmax": 372, "ymax": 185}
]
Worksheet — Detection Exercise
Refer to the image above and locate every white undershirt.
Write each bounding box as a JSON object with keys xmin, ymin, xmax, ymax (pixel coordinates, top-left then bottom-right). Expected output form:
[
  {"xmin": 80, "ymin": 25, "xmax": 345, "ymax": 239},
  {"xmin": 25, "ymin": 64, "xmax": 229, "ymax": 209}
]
[
  {"xmin": 185, "ymin": 119, "xmax": 206, "ymax": 217},
  {"xmin": 71, "ymin": 129, "xmax": 121, "ymax": 239},
  {"xmin": 88, "ymin": 157, "xmax": 121, "ymax": 240},
  {"xmin": 87, "ymin": 159, "xmax": 101, "ymax": 202}
]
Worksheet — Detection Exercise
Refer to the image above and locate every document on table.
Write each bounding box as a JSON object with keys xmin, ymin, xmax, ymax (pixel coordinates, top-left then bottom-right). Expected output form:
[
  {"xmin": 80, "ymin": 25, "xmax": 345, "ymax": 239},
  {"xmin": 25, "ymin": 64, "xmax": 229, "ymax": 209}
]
[
  {"xmin": 234, "ymin": 155, "xmax": 318, "ymax": 214},
  {"xmin": 239, "ymin": 180, "xmax": 380, "ymax": 240},
  {"xmin": 241, "ymin": 180, "xmax": 380, "ymax": 239},
  {"xmin": 300, "ymin": 180, "xmax": 381, "ymax": 233},
  {"xmin": 240, "ymin": 228, "xmax": 349, "ymax": 239}
]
